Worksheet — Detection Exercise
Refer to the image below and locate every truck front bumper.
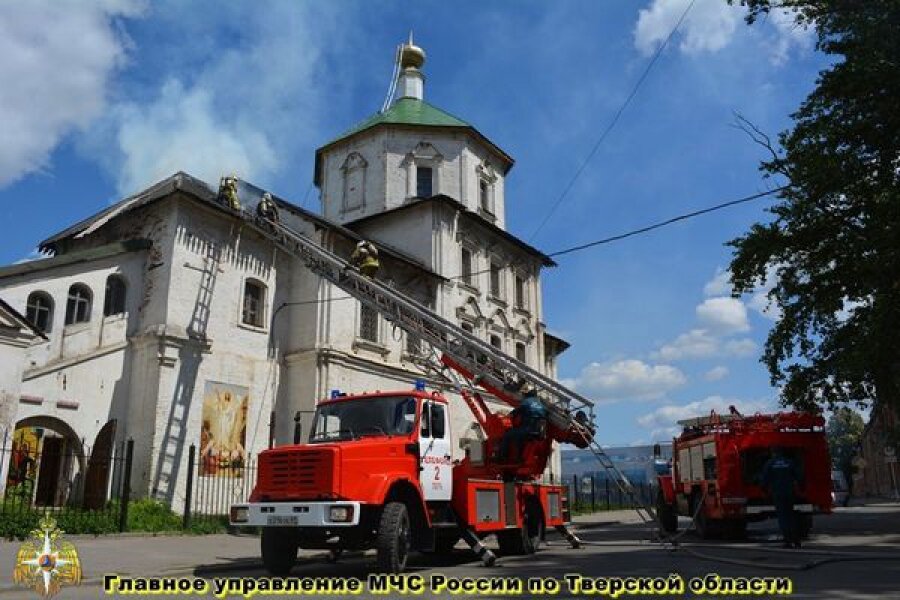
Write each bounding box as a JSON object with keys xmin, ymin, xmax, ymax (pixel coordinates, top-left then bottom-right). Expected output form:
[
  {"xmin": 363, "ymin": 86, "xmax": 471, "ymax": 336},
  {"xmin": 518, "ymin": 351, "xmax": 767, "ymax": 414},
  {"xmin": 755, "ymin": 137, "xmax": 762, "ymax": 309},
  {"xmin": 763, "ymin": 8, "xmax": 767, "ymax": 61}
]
[
  {"xmin": 229, "ymin": 501, "xmax": 362, "ymax": 527},
  {"xmin": 745, "ymin": 503, "xmax": 816, "ymax": 515}
]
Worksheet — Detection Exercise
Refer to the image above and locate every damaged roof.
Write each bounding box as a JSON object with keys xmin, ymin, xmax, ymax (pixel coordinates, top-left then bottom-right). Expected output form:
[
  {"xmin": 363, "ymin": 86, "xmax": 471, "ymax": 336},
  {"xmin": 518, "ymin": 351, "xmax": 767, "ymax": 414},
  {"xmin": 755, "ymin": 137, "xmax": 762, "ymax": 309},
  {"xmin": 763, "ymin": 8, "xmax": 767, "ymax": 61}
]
[{"xmin": 38, "ymin": 172, "xmax": 444, "ymax": 280}]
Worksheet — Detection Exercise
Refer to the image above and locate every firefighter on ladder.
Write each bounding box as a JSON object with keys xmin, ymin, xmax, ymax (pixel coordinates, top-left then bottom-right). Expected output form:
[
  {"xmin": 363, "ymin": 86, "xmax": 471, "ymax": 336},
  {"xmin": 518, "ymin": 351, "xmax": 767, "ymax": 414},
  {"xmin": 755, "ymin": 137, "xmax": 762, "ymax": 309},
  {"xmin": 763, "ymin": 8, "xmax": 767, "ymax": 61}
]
[
  {"xmin": 350, "ymin": 240, "xmax": 380, "ymax": 277},
  {"xmin": 498, "ymin": 386, "xmax": 547, "ymax": 462}
]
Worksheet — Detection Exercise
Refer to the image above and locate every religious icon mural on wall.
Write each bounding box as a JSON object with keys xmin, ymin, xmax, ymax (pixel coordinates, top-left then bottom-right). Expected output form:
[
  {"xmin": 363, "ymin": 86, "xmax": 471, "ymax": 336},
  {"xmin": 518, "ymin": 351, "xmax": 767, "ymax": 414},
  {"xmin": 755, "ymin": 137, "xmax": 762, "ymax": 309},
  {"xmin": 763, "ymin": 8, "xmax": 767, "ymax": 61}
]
[
  {"xmin": 200, "ymin": 382, "xmax": 248, "ymax": 477},
  {"xmin": 5, "ymin": 427, "xmax": 42, "ymax": 500}
]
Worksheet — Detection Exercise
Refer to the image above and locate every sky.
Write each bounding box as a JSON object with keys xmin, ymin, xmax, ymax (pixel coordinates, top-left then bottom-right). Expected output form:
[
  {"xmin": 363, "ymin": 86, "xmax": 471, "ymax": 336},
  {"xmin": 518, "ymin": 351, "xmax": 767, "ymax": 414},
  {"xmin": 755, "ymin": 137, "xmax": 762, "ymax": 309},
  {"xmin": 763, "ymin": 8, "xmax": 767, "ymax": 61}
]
[{"xmin": 0, "ymin": 0, "xmax": 830, "ymax": 446}]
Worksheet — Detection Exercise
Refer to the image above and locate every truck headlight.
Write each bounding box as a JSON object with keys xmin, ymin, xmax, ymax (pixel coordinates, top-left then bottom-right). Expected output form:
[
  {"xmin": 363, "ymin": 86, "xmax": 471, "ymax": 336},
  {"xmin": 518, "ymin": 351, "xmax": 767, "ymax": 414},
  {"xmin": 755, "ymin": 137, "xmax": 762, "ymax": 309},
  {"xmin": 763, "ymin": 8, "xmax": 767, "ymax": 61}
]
[
  {"xmin": 230, "ymin": 505, "xmax": 249, "ymax": 523},
  {"xmin": 328, "ymin": 505, "xmax": 354, "ymax": 522}
]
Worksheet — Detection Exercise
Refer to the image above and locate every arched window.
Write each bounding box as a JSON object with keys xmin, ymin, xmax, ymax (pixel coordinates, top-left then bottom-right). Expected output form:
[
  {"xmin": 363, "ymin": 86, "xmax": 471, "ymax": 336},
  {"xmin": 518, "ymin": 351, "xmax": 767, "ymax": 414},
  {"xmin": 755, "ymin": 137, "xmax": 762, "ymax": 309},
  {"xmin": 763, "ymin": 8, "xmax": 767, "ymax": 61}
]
[
  {"xmin": 65, "ymin": 284, "xmax": 92, "ymax": 325},
  {"xmin": 242, "ymin": 279, "xmax": 267, "ymax": 328},
  {"xmin": 26, "ymin": 291, "xmax": 53, "ymax": 332},
  {"xmin": 104, "ymin": 275, "xmax": 127, "ymax": 316}
]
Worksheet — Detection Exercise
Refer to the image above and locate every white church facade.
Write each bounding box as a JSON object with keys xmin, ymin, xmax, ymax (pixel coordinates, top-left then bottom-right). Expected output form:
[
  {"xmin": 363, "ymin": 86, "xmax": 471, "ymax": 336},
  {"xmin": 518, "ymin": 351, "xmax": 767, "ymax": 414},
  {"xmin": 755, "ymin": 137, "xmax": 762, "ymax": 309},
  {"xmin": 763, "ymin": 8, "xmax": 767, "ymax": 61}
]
[{"xmin": 0, "ymin": 40, "xmax": 570, "ymax": 511}]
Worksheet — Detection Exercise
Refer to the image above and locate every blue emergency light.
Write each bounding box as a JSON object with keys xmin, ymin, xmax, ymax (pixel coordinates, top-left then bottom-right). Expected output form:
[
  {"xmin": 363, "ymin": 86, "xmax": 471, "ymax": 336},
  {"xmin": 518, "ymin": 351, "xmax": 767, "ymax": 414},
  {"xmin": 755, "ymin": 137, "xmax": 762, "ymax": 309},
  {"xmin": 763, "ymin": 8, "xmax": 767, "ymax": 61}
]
[
  {"xmin": 330, "ymin": 389, "xmax": 341, "ymax": 399},
  {"xmin": 414, "ymin": 379, "xmax": 426, "ymax": 391}
]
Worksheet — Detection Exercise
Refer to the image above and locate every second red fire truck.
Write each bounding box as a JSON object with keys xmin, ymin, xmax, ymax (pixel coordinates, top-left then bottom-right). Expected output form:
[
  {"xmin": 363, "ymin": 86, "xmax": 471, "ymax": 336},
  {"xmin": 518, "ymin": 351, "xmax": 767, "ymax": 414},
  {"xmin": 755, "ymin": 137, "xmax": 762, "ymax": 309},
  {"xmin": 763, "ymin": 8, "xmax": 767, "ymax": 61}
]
[{"xmin": 655, "ymin": 410, "xmax": 833, "ymax": 538}]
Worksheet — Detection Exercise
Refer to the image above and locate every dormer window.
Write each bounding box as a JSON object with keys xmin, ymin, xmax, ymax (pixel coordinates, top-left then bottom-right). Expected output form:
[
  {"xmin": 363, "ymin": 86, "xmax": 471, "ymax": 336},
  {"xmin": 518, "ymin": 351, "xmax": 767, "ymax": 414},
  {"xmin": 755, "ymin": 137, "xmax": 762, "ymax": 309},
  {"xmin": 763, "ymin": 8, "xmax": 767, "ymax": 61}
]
[{"xmin": 417, "ymin": 166, "xmax": 433, "ymax": 197}]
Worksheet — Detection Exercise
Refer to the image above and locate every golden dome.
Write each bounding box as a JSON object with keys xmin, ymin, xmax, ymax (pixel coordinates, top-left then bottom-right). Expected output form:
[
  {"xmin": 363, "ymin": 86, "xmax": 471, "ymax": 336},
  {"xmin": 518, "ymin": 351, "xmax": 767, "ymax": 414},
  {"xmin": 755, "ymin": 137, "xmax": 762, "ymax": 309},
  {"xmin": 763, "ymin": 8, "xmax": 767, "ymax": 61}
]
[{"xmin": 400, "ymin": 33, "xmax": 425, "ymax": 70}]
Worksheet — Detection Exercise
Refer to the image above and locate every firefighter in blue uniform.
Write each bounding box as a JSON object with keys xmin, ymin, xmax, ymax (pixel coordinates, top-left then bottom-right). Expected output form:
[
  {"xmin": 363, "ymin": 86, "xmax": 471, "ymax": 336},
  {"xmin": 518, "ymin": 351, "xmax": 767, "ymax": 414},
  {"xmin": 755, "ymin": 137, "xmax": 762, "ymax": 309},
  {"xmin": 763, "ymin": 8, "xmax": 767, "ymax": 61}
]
[
  {"xmin": 760, "ymin": 447, "xmax": 803, "ymax": 548},
  {"xmin": 498, "ymin": 387, "xmax": 547, "ymax": 462}
]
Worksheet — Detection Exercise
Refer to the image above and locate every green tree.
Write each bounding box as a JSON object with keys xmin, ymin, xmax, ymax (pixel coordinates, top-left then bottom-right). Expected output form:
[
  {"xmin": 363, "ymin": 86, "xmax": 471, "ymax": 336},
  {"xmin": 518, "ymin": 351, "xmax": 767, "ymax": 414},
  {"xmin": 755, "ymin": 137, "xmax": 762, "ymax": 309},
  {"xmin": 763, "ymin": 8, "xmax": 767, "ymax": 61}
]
[
  {"xmin": 727, "ymin": 1, "xmax": 900, "ymax": 415},
  {"xmin": 826, "ymin": 407, "xmax": 864, "ymax": 484}
]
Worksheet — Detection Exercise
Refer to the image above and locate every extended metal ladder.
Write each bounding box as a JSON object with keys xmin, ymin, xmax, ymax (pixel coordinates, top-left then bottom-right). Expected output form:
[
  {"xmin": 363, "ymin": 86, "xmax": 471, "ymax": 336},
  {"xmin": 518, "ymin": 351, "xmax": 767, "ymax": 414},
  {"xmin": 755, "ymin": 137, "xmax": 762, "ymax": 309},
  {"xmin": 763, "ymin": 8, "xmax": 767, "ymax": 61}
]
[{"xmin": 227, "ymin": 179, "xmax": 657, "ymax": 524}]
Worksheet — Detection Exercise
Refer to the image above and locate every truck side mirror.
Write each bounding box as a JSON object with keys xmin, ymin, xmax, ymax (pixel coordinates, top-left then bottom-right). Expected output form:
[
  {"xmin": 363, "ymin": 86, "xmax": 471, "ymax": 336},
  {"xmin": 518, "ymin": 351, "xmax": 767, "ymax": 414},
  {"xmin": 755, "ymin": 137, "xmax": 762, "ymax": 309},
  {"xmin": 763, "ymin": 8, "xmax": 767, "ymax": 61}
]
[{"xmin": 293, "ymin": 411, "xmax": 303, "ymax": 444}]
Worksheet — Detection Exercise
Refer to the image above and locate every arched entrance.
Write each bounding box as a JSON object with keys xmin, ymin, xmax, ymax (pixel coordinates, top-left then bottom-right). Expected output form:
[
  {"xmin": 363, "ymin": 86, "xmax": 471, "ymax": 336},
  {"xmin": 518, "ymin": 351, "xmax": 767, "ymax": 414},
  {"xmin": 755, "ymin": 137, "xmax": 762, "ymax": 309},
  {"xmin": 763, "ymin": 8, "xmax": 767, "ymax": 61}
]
[
  {"xmin": 83, "ymin": 420, "xmax": 117, "ymax": 509},
  {"xmin": 7, "ymin": 416, "xmax": 86, "ymax": 507}
]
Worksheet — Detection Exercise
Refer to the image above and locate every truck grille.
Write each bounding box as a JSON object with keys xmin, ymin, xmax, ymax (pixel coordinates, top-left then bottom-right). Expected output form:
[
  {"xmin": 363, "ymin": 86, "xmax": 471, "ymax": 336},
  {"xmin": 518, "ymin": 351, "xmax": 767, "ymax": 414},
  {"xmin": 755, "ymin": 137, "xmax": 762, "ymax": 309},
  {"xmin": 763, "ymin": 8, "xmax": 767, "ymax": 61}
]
[{"xmin": 257, "ymin": 448, "xmax": 337, "ymax": 499}]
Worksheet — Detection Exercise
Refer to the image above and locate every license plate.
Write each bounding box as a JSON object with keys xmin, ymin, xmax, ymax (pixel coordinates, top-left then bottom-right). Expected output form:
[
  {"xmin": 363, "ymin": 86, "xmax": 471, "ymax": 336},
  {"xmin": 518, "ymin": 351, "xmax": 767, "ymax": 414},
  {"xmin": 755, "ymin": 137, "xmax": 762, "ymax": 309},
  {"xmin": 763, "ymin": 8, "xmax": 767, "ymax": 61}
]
[{"xmin": 267, "ymin": 515, "xmax": 299, "ymax": 526}]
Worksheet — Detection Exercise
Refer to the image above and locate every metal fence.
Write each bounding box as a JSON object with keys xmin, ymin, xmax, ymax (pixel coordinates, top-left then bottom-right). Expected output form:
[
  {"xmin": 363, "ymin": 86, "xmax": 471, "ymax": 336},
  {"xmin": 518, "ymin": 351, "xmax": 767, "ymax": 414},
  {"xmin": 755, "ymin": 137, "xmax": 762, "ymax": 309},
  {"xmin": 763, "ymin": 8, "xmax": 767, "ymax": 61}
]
[
  {"xmin": 562, "ymin": 473, "xmax": 657, "ymax": 514},
  {"xmin": 1, "ymin": 437, "xmax": 133, "ymax": 535},
  {"xmin": 182, "ymin": 444, "xmax": 257, "ymax": 530}
]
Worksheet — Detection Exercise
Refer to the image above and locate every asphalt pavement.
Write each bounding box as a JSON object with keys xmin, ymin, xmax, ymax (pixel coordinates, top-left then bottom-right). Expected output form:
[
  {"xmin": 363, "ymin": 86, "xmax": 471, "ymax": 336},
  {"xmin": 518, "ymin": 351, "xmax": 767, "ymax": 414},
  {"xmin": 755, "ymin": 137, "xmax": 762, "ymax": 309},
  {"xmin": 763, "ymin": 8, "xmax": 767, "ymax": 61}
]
[{"xmin": 1, "ymin": 503, "xmax": 899, "ymax": 599}]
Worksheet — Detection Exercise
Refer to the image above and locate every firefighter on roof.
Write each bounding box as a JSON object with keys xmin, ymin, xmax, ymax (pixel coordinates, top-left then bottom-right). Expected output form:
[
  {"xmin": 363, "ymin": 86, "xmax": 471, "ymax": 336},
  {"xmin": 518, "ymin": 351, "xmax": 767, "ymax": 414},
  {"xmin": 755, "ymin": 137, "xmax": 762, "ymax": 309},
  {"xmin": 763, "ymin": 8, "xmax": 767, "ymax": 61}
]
[
  {"xmin": 257, "ymin": 192, "xmax": 279, "ymax": 222},
  {"xmin": 351, "ymin": 240, "xmax": 380, "ymax": 277},
  {"xmin": 219, "ymin": 175, "xmax": 241, "ymax": 211}
]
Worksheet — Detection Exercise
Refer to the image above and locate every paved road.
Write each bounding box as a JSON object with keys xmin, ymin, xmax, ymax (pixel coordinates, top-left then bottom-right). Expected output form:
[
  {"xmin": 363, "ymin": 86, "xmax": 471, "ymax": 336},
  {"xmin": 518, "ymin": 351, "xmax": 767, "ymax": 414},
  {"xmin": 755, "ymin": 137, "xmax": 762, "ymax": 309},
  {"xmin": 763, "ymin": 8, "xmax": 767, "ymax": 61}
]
[{"xmin": 1, "ymin": 504, "xmax": 898, "ymax": 599}]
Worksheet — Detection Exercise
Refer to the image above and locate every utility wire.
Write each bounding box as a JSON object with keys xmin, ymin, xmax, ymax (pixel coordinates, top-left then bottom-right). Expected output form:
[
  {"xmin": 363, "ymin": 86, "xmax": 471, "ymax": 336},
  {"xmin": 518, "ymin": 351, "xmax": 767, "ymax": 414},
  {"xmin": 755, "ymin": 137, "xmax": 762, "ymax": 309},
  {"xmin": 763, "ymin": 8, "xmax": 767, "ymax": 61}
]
[
  {"xmin": 548, "ymin": 186, "xmax": 785, "ymax": 258},
  {"xmin": 528, "ymin": 0, "xmax": 697, "ymax": 242},
  {"xmin": 267, "ymin": 185, "xmax": 783, "ymax": 304},
  {"xmin": 443, "ymin": 186, "xmax": 784, "ymax": 279}
]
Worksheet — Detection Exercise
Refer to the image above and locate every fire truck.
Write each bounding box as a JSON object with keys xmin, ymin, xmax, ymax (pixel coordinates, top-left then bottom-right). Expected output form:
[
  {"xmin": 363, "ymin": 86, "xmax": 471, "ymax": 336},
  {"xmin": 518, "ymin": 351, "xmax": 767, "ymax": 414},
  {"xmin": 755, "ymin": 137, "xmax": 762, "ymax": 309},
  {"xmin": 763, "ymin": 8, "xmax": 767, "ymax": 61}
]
[
  {"xmin": 224, "ymin": 179, "xmax": 648, "ymax": 573},
  {"xmin": 655, "ymin": 410, "xmax": 832, "ymax": 539}
]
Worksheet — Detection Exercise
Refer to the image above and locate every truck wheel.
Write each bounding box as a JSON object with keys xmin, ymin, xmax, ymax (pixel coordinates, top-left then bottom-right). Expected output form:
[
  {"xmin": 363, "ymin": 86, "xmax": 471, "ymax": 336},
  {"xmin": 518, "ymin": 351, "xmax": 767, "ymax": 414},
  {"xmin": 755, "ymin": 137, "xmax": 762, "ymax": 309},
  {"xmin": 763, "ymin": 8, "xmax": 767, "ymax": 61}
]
[
  {"xmin": 261, "ymin": 528, "xmax": 298, "ymax": 576},
  {"xmin": 692, "ymin": 494, "xmax": 717, "ymax": 539},
  {"xmin": 376, "ymin": 502, "xmax": 412, "ymax": 572},
  {"xmin": 497, "ymin": 500, "xmax": 543, "ymax": 555},
  {"xmin": 656, "ymin": 490, "xmax": 678, "ymax": 534}
]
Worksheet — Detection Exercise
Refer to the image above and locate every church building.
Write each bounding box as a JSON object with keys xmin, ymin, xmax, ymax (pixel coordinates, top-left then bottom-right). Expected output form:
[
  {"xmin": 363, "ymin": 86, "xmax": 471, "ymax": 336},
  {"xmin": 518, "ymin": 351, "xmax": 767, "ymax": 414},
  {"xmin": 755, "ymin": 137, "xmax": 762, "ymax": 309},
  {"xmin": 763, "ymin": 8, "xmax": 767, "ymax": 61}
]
[{"xmin": 0, "ymin": 39, "xmax": 570, "ymax": 512}]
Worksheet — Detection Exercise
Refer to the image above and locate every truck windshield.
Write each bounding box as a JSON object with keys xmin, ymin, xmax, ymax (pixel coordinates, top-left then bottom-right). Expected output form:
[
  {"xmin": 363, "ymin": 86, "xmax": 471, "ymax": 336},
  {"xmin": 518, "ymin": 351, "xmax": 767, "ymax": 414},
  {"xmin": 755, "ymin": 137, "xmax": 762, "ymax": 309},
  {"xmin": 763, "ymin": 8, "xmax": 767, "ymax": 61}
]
[{"xmin": 309, "ymin": 396, "xmax": 418, "ymax": 443}]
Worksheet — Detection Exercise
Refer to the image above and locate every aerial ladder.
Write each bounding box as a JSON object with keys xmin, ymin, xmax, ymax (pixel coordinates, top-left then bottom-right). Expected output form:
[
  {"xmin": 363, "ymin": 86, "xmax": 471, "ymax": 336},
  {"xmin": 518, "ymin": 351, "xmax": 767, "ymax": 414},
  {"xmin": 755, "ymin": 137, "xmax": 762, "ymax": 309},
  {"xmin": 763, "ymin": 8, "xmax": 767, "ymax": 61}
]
[{"xmin": 223, "ymin": 178, "xmax": 657, "ymax": 529}]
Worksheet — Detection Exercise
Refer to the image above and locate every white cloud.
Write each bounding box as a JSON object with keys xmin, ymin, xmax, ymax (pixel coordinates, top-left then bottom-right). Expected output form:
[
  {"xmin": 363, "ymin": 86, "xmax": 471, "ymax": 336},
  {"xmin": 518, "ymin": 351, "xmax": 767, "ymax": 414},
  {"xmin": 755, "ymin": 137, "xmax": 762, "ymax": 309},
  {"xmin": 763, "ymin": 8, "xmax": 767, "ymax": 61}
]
[
  {"xmin": 565, "ymin": 359, "xmax": 686, "ymax": 403},
  {"xmin": 85, "ymin": 2, "xmax": 349, "ymax": 195},
  {"xmin": 696, "ymin": 296, "xmax": 750, "ymax": 334},
  {"xmin": 633, "ymin": 0, "xmax": 814, "ymax": 64},
  {"xmin": 704, "ymin": 366, "xmax": 729, "ymax": 381},
  {"xmin": 723, "ymin": 338, "xmax": 756, "ymax": 356},
  {"xmin": 637, "ymin": 395, "xmax": 776, "ymax": 440},
  {"xmin": 767, "ymin": 7, "xmax": 816, "ymax": 65},
  {"xmin": 111, "ymin": 81, "xmax": 279, "ymax": 194},
  {"xmin": 703, "ymin": 268, "xmax": 732, "ymax": 297},
  {"xmin": 654, "ymin": 328, "xmax": 756, "ymax": 361},
  {"xmin": 746, "ymin": 264, "xmax": 782, "ymax": 320},
  {"xmin": 634, "ymin": 0, "xmax": 741, "ymax": 56},
  {"xmin": 655, "ymin": 328, "xmax": 719, "ymax": 361},
  {"xmin": 0, "ymin": 0, "xmax": 143, "ymax": 188}
]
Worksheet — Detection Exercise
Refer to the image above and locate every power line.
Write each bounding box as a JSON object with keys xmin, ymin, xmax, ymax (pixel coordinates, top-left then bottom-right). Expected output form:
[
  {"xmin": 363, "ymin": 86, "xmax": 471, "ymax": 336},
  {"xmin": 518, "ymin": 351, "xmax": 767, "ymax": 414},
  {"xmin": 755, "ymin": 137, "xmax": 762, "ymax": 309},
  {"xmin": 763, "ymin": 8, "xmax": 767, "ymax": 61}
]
[
  {"xmin": 265, "ymin": 185, "xmax": 782, "ymax": 297},
  {"xmin": 547, "ymin": 187, "xmax": 785, "ymax": 258},
  {"xmin": 528, "ymin": 0, "xmax": 697, "ymax": 242}
]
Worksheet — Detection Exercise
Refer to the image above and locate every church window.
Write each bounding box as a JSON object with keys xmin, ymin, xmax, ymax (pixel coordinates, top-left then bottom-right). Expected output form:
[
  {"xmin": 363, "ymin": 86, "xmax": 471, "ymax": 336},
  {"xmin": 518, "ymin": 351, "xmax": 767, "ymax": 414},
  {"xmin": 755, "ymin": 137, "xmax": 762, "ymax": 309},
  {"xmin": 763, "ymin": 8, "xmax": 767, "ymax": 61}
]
[
  {"xmin": 26, "ymin": 291, "xmax": 53, "ymax": 332},
  {"xmin": 479, "ymin": 179, "xmax": 492, "ymax": 213},
  {"xmin": 460, "ymin": 248, "xmax": 474, "ymax": 286},
  {"xmin": 104, "ymin": 275, "xmax": 127, "ymax": 316},
  {"xmin": 417, "ymin": 166, "xmax": 433, "ymax": 197},
  {"xmin": 359, "ymin": 304, "xmax": 378, "ymax": 342},
  {"xmin": 490, "ymin": 262, "xmax": 503, "ymax": 298},
  {"xmin": 242, "ymin": 279, "xmax": 266, "ymax": 328},
  {"xmin": 515, "ymin": 342, "xmax": 526, "ymax": 363},
  {"xmin": 65, "ymin": 284, "xmax": 92, "ymax": 325},
  {"xmin": 341, "ymin": 152, "xmax": 367, "ymax": 212},
  {"xmin": 489, "ymin": 334, "xmax": 502, "ymax": 350},
  {"xmin": 515, "ymin": 275, "xmax": 527, "ymax": 309}
]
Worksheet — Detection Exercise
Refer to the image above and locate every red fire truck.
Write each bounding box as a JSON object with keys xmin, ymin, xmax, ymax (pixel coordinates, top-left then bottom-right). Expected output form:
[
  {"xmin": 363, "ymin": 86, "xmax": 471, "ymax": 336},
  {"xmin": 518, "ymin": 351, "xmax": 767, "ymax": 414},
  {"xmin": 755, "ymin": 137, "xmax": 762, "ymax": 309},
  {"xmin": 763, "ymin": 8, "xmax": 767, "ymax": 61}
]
[
  {"xmin": 231, "ymin": 371, "xmax": 588, "ymax": 574},
  {"xmin": 655, "ymin": 410, "xmax": 832, "ymax": 539}
]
